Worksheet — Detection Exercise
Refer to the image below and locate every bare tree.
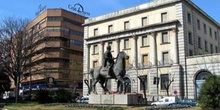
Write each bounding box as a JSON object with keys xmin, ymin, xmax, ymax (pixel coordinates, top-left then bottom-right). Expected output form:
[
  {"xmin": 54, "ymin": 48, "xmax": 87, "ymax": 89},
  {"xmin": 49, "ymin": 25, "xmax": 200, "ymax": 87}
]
[
  {"xmin": 0, "ymin": 17, "xmax": 47, "ymax": 103},
  {"xmin": 163, "ymin": 75, "xmax": 174, "ymax": 96},
  {"xmin": 158, "ymin": 68, "xmax": 175, "ymax": 96}
]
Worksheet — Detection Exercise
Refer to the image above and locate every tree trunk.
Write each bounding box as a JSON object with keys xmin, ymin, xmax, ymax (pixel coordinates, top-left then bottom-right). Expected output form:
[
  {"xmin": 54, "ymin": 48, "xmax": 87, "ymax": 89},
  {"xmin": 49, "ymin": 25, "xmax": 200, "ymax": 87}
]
[{"xmin": 15, "ymin": 75, "xmax": 20, "ymax": 103}]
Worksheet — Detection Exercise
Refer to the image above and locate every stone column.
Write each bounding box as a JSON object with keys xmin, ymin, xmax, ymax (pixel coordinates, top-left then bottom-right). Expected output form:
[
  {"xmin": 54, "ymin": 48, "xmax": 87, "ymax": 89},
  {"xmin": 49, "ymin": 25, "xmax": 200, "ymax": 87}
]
[
  {"xmin": 86, "ymin": 44, "xmax": 91, "ymax": 76},
  {"xmin": 150, "ymin": 32, "xmax": 157, "ymax": 66},
  {"xmin": 132, "ymin": 35, "xmax": 137, "ymax": 68},
  {"xmin": 100, "ymin": 41, "xmax": 104, "ymax": 66},
  {"xmin": 172, "ymin": 28, "xmax": 179, "ymax": 64},
  {"xmin": 116, "ymin": 38, "xmax": 120, "ymax": 53}
]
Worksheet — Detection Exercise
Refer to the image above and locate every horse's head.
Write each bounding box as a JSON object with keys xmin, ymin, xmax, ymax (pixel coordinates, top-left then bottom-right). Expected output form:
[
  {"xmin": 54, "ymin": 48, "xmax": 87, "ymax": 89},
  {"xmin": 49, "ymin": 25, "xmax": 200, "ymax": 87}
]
[{"xmin": 117, "ymin": 51, "xmax": 129, "ymax": 60}]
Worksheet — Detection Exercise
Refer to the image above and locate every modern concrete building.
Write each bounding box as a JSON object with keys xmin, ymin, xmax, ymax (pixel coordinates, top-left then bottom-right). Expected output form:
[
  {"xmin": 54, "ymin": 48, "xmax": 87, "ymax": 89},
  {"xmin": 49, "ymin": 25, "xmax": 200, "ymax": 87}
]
[
  {"xmin": 21, "ymin": 9, "xmax": 86, "ymax": 94},
  {"xmin": 83, "ymin": 0, "xmax": 220, "ymax": 100}
]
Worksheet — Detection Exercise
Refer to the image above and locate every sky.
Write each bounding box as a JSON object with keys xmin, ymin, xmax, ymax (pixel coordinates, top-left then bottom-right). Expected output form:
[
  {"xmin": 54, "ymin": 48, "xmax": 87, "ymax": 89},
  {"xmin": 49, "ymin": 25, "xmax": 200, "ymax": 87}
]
[{"xmin": 0, "ymin": 0, "xmax": 219, "ymax": 23}]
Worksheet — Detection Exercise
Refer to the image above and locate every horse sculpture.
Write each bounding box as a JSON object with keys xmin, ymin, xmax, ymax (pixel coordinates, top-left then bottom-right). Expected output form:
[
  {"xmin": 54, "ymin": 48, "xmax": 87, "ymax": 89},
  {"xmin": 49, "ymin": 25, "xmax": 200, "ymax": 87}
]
[{"xmin": 90, "ymin": 51, "xmax": 129, "ymax": 94}]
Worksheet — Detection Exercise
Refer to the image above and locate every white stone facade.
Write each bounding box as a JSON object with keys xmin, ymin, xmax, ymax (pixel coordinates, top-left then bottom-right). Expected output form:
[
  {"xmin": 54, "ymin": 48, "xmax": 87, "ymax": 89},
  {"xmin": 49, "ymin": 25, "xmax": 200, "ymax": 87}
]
[{"xmin": 83, "ymin": 0, "xmax": 220, "ymax": 100}]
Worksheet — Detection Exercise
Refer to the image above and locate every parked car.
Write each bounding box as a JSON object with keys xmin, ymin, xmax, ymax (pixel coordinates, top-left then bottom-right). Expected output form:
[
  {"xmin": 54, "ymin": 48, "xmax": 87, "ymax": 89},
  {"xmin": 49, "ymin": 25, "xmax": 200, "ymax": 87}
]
[
  {"xmin": 76, "ymin": 96, "xmax": 89, "ymax": 103},
  {"xmin": 176, "ymin": 99, "xmax": 198, "ymax": 106},
  {"xmin": 151, "ymin": 96, "xmax": 178, "ymax": 106}
]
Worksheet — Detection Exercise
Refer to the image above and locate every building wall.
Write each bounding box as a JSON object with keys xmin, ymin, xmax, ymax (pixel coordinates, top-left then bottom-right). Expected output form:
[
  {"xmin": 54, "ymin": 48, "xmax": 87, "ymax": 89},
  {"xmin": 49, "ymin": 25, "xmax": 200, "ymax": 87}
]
[
  {"xmin": 22, "ymin": 9, "xmax": 85, "ymax": 91},
  {"xmin": 186, "ymin": 54, "xmax": 220, "ymax": 99},
  {"xmin": 83, "ymin": 0, "xmax": 220, "ymax": 99}
]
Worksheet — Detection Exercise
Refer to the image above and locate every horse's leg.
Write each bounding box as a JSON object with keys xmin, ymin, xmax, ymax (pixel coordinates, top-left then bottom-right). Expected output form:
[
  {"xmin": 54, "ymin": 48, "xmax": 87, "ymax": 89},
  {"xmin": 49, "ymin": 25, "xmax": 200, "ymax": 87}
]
[
  {"xmin": 92, "ymin": 79, "xmax": 99, "ymax": 94},
  {"xmin": 116, "ymin": 80, "xmax": 122, "ymax": 93},
  {"xmin": 103, "ymin": 79, "xmax": 108, "ymax": 94},
  {"xmin": 99, "ymin": 79, "xmax": 108, "ymax": 94},
  {"xmin": 117, "ymin": 76, "xmax": 125, "ymax": 94}
]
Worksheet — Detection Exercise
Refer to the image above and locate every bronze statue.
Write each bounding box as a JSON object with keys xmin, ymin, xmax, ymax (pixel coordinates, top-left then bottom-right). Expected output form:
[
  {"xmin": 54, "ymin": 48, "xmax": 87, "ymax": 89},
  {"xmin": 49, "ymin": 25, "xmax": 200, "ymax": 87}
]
[
  {"xmin": 90, "ymin": 51, "xmax": 129, "ymax": 94},
  {"xmin": 103, "ymin": 45, "xmax": 114, "ymax": 77}
]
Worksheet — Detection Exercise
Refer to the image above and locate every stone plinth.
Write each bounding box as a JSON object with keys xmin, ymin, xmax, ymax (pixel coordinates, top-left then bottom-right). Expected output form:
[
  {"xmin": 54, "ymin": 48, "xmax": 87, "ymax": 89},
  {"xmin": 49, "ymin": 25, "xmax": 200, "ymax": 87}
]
[{"xmin": 89, "ymin": 93, "xmax": 143, "ymax": 105}]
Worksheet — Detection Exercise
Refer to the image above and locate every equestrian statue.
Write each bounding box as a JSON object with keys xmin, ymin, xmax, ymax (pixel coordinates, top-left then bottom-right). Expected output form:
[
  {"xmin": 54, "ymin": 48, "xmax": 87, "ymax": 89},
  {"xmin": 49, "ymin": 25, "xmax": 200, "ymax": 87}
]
[{"xmin": 90, "ymin": 45, "xmax": 129, "ymax": 94}]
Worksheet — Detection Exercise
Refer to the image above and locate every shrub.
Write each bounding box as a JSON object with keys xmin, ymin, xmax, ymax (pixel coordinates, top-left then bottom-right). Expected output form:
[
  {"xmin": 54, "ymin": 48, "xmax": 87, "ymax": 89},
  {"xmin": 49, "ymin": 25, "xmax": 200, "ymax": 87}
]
[
  {"xmin": 35, "ymin": 89, "xmax": 50, "ymax": 104},
  {"xmin": 198, "ymin": 75, "xmax": 220, "ymax": 110},
  {"xmin": 54, "ymin": 88, "xmax": 72, "ymax": 103}
]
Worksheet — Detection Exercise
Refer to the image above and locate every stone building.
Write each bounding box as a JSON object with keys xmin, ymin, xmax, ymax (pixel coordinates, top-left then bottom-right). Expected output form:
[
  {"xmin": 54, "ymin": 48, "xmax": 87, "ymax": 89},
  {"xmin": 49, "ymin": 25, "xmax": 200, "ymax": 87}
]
[
  {"xmin": 83, "ymin": 0, "xmax": 220, "ymax": 100},
  {"xmin": 21, "ymin": 9, "xmax": 86, "ymax": 94}
]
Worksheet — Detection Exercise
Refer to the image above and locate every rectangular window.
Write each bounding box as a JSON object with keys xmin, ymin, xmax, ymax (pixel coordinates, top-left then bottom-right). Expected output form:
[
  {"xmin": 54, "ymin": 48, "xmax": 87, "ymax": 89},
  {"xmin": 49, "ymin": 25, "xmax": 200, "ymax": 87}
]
[
  {"xmin": 94, "ymin": 28, "xmax": 98, "ymax": 36},
  {"xmin": 187, "ymin": 13, "xmax": 191, "ymax": 24},
  {"xmin": 124, "ymin": 21, "xmax": 129, "ymax": 30},
  {"xmin": 189, "ymin": 49, "xmax": 193, "ymax": 56},
  {"xmin": 124, "ymin": 39, "xmax": 129, "ymax": 49},
  {"xmin": 140, "ymin": 75, "xmax": 148, "ymax": 91},
  {"xmin": 188, "ymin": 32, "xmax": 193, "ymax": 44},
  {"xmin": 125, "ymin": 59, "xmax": 129, "ymax": 68},
  {"xmin": 197, "ymin": 19, "xmax": 200, "ymax": 30},
  {"xmin": 142, "ymin": 17, "xmax": 148, "ymax": 26},
  {"xmin": 160, "ymin": 74, "xmax": 169, "ymax": 90},
  {"xmin": 93, "ymin": 45, "xmax": 98, "ymax": 54},
  {"xmin": 209, "ymin": 27, "xmax": 212, "ymax": 37},
  {"xmin": 142, "ymin": 54, "xmax": 149, "ymax": 65},
  {"xmin": 162, "ymin": 32, "xmax": 169, "ymax": 43},
  {"xmin": 204, "ymin": 23, "xmax": 207, "ymax": 34},
  {"xmin": 142, "ymin": 35, "xmax": 149, "ymax": 46},
  {"xmin": 161, "ymin": 12, "xmax": 167, "ymax": 22},
  {"xmin": 93, "ymin": 61, "xmax": 98, "ymax": 68},
  {"xmin": 205, "ymin": 41, "xmax": 208, "ymax": 51},
  {"xmin": 108, "ymin": 25, "xmax": 113, "ymax": 33},
  {"xmin": 215, "ymin": 31, "xmax": 217, "ymax": 40},
  {"xmin": 198, "ymin": 37, "xmax": 201, "ymax": 48},
  {"xmin": 162, "ymin": 52, "xmax": 169, "ymax": 65},
  {"xmin": 216, "ymin": 46, "xmax": 218, "ymax": 53},
  {"xmin": 210, "ymin": 44, "xmax": 213, "ymax": 53}
]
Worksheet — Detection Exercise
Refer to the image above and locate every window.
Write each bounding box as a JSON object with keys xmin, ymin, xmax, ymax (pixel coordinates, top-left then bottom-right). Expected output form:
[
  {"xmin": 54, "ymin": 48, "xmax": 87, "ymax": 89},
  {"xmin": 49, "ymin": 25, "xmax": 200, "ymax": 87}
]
[
  {"xmin": 189, "ymin": 49, "xmax": 193, "ymax": 56},
  {"xmin": 188, "ymin": 32, "xmax": 193, "ymax": 44},
  {"xmin": 203, "ymin": 23, "xmax": 207, "ymax": 34},
  {"xmin": 187, "ymin": 13, "xmax": 191, "ymax": 24},
  {"xmin": 93, "ymin": 45, "xmax": 98, "ymax": 54},
  {"xmin": 215, "ymin": 31, "xmax": 217, "ymax": 40},
  {"xmin": 94, "ymin": 28, "xmax": 98, "ymax": 36},
  {"xmin": 210, "ymin": 44, "xmax": 213, "ymax": 53},
  {"xmin": 197, "ymin": 19, "xmax": 200, "ymax": 30},
  {"xmin": 93, "ymin": 61, "xmax": 98, "ymax": 68},
  {"xmin": 125, "ymin": 59, "xmax": 129, "ymax": 68},
  {"xmin": 216, "ymin": 46, "xmax": 218, "ymax": 53},
  {"xmin": 198, "ymin": 37, "xmax": 201, "ymax": 48},
  {"xmin": 205, "ymin": 41, "xmax": 208, "ymax": 51},
  {"xmin": 142, "ymin": 17, "xmax": 148, "ymax": 26},
  {"xmin": 162, "ymin": 52, "xmax": 169, "ymax": 65},
  {"xmin": 142, "ymin": 54, "xmax": 149, "ymax": 65},
  {"xmin": 162, "ymin": 32, "xmax": 169, "ymax": 43},
  {"xmin": 47, "ymin": 16, "xmax": 62, "ymax": 21},
  {"xmin": 124, "ymin": 21, "xmax": 129, "ymax": 30},
  {"xmin": 108, "ymin": 42, "xmax": 112, "ymax": 47},
  {"xmin": 209, "ymin": 27, "xmax": 212, "ymax": 37},
  {"xmin": 161, "ymin": 12, "xmax": 167, "ymax": 22},
  {"xmin": 124, "ymin": 39, "xmax": 129, "ymax": 49},
  {"xmin": 108, "ymin": 25, "xmax": 113, "ymax": 33},
  {"xmin": 140, "ymin": 75, "xmax": 148, "ymax": 91},
  {"xmin": 142, "ymin": 35, "xmax": 149, "ymax": 46},
  {"xmin": 160, "ymin": 74, "xmax": 169, "ymax": 90}
]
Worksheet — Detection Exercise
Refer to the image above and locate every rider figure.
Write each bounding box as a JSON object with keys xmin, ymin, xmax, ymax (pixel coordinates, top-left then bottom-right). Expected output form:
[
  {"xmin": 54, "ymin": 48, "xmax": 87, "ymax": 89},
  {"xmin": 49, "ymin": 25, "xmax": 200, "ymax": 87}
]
[{"xmin": 103, "ymin": 45, "xmax": 114, "ymax": 77}]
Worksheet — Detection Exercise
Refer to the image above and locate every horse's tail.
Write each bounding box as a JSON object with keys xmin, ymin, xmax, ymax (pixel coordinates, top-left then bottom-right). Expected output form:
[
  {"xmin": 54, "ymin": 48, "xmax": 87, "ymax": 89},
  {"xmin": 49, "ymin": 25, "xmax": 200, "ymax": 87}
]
[{"xmin": 89, "ymin": 68, "xmax": 95, "ymax": 80}]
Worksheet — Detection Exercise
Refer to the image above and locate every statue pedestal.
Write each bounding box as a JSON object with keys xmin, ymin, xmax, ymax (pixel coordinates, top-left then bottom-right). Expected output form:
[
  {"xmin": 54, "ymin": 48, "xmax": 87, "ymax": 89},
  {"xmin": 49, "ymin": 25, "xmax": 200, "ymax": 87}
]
[{"xmin": 89, "ymin": 93, "xmax": 143, "ymax": 105}]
